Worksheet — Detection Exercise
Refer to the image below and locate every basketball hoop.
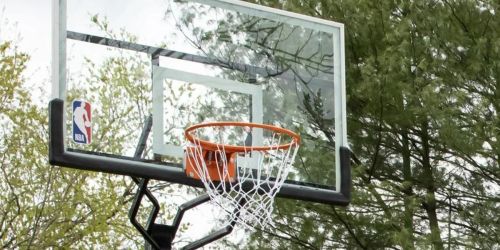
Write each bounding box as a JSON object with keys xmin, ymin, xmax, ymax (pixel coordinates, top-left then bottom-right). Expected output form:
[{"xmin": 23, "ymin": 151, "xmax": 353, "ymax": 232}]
[{"xmin": 184, "ymin": 122, "xmax": 300, "ymax": 229}]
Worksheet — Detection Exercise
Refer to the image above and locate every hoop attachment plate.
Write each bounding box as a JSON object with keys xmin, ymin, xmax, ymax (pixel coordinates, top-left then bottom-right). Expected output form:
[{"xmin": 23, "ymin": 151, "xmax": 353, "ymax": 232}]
[{"xmin": 185, "ymin": 148, "xmax": 237, "ymax": 182}]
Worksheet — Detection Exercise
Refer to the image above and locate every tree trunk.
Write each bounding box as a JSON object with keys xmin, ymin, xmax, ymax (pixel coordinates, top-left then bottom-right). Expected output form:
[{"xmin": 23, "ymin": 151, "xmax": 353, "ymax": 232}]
[
  {"xmin": 420, "ymin": 121, "xmax": 444, "ymax": 250},
  {"xmin": 401, "ymin": 129, "xmax": 415, "ymax": 249}
]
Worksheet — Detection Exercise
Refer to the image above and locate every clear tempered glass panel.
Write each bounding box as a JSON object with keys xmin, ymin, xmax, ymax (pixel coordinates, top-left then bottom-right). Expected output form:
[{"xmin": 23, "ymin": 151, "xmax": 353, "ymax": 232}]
[
  {"xmin": 161, "ymin": 79, "xmax": 252, "ymax": 148},
  {"xmin": 153, "ymin": 66, "xmax": 336, "ymax": 187},
  {"xmin": 66, "ymin": 0, "xmax": 335, "ymax": 83},
  {"xmin": 65, "ymin": 0, "xmax": 341, "ymax": 190},
  {"xmin": 65, "ymin": 40, "xmax": 152, "ymax": 157},
  {"xmin": 261, "ymin": 75, "xmax": 336, "ymax": 187},
  {"xmin": 165, "ymin": 1, "xmax": 340, "ymax": 189},
  {"xmin": 66, "ymin": 0, "xmax": 176, "ymax": 50},
  {"xmin": 168, "ymin": 0, "xmax": 335, "ymax": 82}
]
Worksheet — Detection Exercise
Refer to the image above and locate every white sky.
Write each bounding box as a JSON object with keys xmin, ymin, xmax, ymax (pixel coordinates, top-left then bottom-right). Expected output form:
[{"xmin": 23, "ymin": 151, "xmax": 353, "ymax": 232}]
[{"xmin": 1, "ymin": 0, "xmax": 51, "ymax": 103}]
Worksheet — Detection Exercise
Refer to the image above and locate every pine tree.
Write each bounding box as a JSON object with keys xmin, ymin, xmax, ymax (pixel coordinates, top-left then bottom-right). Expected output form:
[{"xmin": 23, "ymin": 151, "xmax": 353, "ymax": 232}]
[{"xmin": 242, "ymin": 0, "xmax": 500, "ymax": 249}]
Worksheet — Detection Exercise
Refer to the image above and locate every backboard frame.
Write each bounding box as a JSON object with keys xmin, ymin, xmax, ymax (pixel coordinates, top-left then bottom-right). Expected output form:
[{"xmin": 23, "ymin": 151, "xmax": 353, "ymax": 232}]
[
  {"xmin": 49, "ymin": 0, "xmax": 351, "ymax": 205},
  {"xmin": 152, "ymin": 66, "xmax": 264, "ymax": 158}
]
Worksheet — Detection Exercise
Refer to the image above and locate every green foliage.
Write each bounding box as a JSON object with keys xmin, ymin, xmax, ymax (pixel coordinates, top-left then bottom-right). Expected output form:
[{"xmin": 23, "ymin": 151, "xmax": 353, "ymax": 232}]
[
  {"xmin": 163, "ymin": 0, "xmax": 499, "ymax": 247},
  {"xmin": 238, "ymin": 0, "xmax": 500, "ymax": 249},
  {"xmin": 3, "ymin": 0, "xmax": 499, "ymax": 248},
  {"xmin": 0, "ymin": 17, "xmax": 161, "ymax": 246},
  {"xmin": 0, "ymin": 40, "xmax": 140, "ymax": 248}
]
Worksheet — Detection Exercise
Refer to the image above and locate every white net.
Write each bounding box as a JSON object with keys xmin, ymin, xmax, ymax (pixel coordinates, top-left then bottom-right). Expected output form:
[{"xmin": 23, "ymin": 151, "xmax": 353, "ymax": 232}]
[{"xmin": 184, "ymin": 124, "xmax": 300, "ymax": 229}]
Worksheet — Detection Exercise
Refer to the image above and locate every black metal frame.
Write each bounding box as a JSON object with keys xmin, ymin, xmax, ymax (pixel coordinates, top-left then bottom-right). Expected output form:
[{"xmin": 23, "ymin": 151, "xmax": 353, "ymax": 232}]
[
  {"xmin": 119, "ymin": 112, "xmax": 243, "ymax": 249},
  {"xmin": 49, "ymin": 98, "xmax": 351, "ymax": 205},
  {"xmin": 130, "ymin": 187, "xmax": 240, "ymax": 250},
  {"xmin": 129, "ymin": 179, "xmax": 243, "ymax": 250}
]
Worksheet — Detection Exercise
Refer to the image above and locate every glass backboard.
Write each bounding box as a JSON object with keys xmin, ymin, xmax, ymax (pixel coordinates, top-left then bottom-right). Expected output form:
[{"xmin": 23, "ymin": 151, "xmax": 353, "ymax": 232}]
[{"xmin": 50, "ymin": 0, "xmax": 349, "ymax": 205}]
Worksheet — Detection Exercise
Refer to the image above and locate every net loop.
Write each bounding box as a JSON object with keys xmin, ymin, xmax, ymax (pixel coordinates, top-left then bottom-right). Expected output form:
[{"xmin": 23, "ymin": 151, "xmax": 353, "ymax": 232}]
[{"xmin": 184, "ymin": 122, "xmax": 300, "ymax": 229}]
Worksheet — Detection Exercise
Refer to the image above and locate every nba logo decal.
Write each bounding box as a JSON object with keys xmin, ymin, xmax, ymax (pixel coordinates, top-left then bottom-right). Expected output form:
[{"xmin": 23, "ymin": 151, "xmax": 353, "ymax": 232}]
[{"xmin": 72, "ymin": 100, "xmax": 92, "ymax": 144}]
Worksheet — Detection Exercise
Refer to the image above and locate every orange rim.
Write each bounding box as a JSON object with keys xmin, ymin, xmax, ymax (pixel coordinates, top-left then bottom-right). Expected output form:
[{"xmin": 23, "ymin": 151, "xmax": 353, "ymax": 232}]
[{"xmin": 184, "ymin": 122, "xmax": 300, "ymax": 152}]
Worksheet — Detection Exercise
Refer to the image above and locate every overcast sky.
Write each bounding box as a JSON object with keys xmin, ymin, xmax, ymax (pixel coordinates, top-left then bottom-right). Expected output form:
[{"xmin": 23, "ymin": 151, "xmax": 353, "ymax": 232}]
[{"xmin": 1, "ymin": 0, "xmax": 51, "ymax": 102}]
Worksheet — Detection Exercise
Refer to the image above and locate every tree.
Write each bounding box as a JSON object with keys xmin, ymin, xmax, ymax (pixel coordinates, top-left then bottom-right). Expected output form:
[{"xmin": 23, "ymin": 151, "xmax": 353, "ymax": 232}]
[
  {"xmin": 239, "ymin": 0, "xmax": 499, "ymax": 249},
  {"xmin": 0, "ymin": 33, "xmax": 144, "ymax": 248},
  {"xmin": 4, "ymin": 0, "xmax": 497, "ymax": 248}
]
